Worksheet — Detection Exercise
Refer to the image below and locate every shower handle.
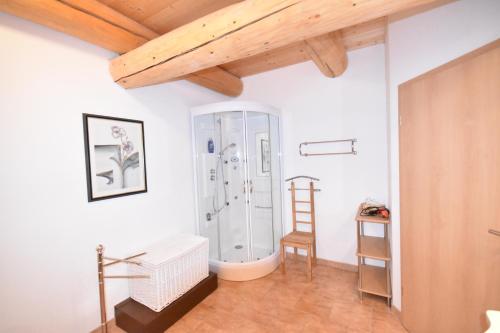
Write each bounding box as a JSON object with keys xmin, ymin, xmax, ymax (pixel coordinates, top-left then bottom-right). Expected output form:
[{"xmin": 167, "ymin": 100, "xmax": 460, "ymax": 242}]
[{"xmin": 242, "ymin": 180, "xmax": 254, "ymax": 194}]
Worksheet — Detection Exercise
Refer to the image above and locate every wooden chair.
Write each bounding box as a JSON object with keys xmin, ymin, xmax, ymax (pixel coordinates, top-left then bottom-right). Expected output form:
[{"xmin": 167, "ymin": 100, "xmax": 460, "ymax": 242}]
[{"xmin": 280, "ymin": 176, "xmax": 319, "ymax": 281}]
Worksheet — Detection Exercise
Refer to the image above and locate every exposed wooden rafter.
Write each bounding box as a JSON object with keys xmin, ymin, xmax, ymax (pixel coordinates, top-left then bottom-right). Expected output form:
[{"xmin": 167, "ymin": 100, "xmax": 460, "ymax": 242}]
[
  {"xmin": 182, "ymin": 67, "xmax": 243, "ymax": 97},
  {"xmin": 59, "ymin": 0, "xmax": 159, "ymax": 40},
  {"xmin": 220, "ymin": 17, "xmax": 386, "ymax": 78},
  {"xmin": 109, "ymin": 0, "xmax": 439, "ymax": 89},
  {"xmin": 0, "ymin": 0, "xmax": 146, "ymax": 53},
  {"xmin": 305, "ymin": 31, "xmax": 347, "ymax": 78},
  {"xmin": 341, "ymin": 16, "xmax": 387, "ymax": 51},
  {"xmin": 0, "ymin": 0, "xmax": 243, "ymax": 96},
  {"xmin": 222, "ymin": 41, "xmax": 310, "ymax": 78}
]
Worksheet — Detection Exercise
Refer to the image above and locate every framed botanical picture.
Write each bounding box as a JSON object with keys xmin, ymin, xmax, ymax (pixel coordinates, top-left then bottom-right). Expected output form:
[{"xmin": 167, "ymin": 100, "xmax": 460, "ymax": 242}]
[{"xmin": 83, "ymin": 114, "xmax": 147, "ymax": 201}]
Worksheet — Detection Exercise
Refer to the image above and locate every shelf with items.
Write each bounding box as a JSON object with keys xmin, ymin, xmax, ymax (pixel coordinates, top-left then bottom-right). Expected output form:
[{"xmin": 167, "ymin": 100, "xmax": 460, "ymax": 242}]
[
  {"xmin": 355, "ymin": 204, "xmax": 390, "ymax": 224},
  {"xmin": 355, "ymin": 203, "xmax": 392, "ymax": 306}
]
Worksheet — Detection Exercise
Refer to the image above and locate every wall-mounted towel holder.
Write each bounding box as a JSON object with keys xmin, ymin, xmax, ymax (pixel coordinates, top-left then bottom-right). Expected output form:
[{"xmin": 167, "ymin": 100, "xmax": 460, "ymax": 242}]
[{"xmin": 299, "ymin": 139, "xmax": 357, "ymax": 156}]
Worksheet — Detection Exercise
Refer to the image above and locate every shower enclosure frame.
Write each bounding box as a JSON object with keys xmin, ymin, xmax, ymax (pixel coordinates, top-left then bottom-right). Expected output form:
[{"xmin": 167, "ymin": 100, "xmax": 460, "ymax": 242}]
[{"xmin": 190, "ymin": 101, "xmax": 284, "ymax": 281}]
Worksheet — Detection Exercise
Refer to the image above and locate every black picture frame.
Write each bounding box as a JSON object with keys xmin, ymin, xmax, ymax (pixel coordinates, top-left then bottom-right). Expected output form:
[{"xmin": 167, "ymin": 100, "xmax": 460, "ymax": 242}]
[{"xmin": 83, "ymin": 113, "xmax": 148, "ymax": 202}]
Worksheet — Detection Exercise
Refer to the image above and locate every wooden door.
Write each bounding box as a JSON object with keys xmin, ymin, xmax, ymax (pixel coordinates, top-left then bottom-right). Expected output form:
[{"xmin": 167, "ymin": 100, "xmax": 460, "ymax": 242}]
[{"xmin": 400, "ymin": 40, "xmax": 500, "ymax": 333}]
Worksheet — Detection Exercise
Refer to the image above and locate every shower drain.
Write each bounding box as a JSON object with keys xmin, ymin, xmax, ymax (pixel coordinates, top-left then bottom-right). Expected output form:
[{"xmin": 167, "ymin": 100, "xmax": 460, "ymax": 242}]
[{"xmin": 234, "ymin": 244, "xmax": 243, "ymax": 249}]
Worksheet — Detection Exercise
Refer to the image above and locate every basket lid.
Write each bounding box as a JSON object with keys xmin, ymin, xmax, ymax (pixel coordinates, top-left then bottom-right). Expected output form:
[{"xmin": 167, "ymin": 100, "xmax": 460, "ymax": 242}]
[{"xmin": 138, "ymin": 234, "xmax": 208, "ymax": 265}]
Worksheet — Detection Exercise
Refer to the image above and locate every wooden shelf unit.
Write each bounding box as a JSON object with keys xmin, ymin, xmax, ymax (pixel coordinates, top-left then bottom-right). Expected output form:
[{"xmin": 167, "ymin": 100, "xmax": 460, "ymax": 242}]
[
  {"xmin": 356, "ymin": 204, "xmax": 392, "ymax": 306},
  {"xmin": 358, "ymin": 236, "xmax": 391, "ymax": 261},
  {"xmin": 359, "ymin": 264, "xmax": 391, "ymax": 297}
]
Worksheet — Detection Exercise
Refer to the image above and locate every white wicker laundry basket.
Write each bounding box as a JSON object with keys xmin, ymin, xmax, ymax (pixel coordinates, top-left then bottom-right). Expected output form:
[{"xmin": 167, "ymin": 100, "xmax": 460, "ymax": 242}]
[{"xmin": 127, "ymin": 234, "xmax": 209, "ymax": 312}]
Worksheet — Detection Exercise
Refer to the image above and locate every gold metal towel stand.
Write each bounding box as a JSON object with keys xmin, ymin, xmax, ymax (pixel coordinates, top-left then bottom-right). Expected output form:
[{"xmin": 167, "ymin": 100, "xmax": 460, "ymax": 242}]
[{"xmin": 96, "ymin": 245, "xmax": 149, "ymax": 333}]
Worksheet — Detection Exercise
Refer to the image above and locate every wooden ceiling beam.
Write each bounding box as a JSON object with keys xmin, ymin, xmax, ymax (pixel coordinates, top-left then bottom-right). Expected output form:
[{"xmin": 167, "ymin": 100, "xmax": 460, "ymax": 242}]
[
  {"xmin": 59, "ymin": 0, "xmax": 159, "ymax": 40},
  {"xmin": 221, "ymin": 17, "xmax": 386, "ymax": 78},
  {"xmin": 182, "ymin": 67, "xmax": 243, "ymax": 97},
  {"xmin": 109, "ymin": 0, "xmax": 440, "ymax": 88},
  {"xmin": 221, "ymin": 41, "xmax": 310, "ymax": 78},
  {"xmin": 341, "ymin": 16, "xmax": 386, "ymax": 51},
  {"xmin": 0, "ymin": 0, "xmax": 147, "ymax": 53},
  {"xmin": 0, "ymin": 0, "xmax": 242, "ymax": 96},
  {"xmin": 305, "ymin": 31, "xmax": 347, "ymax": 78}
]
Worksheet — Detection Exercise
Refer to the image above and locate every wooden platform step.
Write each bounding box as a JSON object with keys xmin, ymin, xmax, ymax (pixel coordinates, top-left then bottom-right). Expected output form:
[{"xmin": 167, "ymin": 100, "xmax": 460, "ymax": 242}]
[{"xmin": 115, "ymin": 272, "xmax": 217, "ymax": 333}]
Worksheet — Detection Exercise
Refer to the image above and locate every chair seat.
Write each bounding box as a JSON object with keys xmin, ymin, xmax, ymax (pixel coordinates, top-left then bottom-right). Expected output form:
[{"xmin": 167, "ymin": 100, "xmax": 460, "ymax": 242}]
[{"xmin": 281, "ymin": 231, "xmax": 314, "ymax": 245}]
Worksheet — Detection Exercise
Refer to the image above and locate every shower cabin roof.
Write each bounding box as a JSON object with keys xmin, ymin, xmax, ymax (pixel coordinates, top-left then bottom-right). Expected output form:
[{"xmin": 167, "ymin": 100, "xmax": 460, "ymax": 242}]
[{"xmin": 190, "ymin": 101, "xmax": 280, "ymax": 117}]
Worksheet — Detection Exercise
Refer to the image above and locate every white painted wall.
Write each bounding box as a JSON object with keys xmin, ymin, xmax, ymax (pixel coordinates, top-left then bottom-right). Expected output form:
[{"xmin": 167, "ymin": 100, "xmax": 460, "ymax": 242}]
[
  {"xmin": 3, "ymin": 0, "xmax": 497, "ymax": 329},
  {"xmin": 238, "ymin": 44, "xmax": 389, "ymax": 265},
  {"xmin": 0, "ymin": 13, "xmax": 225, "ymax": 333},
  {"xmin": 386, "ymin": 0, "xmax": 500, "ymax": 310}
]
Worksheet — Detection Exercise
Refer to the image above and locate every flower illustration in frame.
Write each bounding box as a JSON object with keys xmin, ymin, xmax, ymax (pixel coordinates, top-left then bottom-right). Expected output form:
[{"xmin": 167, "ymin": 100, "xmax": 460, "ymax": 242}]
[{"xmin": 83, "ymin": 114, "xmax": 147, "ymax": 201}]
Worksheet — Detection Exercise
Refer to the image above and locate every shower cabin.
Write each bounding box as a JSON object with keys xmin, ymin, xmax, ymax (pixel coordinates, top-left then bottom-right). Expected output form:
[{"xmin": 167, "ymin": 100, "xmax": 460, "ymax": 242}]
[{"xmin": 191, "ymin": 101, "xmax": 283, "ymax": 281}]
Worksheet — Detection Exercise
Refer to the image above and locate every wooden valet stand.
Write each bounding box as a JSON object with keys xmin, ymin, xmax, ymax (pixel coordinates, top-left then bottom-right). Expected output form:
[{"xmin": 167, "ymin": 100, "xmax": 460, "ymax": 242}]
[
  {"xmin": 280, "ymin": 176, "xmax": 320, "ymax": 281},
  {"xmin": 96, "ymin": 245, "xmax": 149, "ymax": 333}
]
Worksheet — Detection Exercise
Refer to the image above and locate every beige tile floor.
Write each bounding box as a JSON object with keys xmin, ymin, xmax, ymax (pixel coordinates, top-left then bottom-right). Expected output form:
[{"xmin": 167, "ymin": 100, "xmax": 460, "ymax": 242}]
[{"xmin": 107, "ymin": 256, "xmax": 407, "ymax": 332}]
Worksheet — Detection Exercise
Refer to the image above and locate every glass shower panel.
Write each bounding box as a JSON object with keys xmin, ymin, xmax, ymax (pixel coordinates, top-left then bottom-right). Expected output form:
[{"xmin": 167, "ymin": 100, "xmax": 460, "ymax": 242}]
[
  {"xmin": 246, "ymin": 112, "xmax": 274, "ymax": 260},
  {"xmin": 193, "ymin": 113, "xmax": 221, "ymax": 260},
  {"xmin": 214, "ymin": 112, "xmax": 249, "ymax": 263},
  {"xmin": 269, "ymin": 114, "xmax": 282, "ymax": 252}
]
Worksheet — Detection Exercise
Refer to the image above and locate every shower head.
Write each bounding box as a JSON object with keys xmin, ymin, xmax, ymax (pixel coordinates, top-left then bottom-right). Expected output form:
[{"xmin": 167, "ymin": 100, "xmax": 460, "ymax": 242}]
[{"xmin": 219, "ymin": 143, "xmax": 236, "ymax": 155}]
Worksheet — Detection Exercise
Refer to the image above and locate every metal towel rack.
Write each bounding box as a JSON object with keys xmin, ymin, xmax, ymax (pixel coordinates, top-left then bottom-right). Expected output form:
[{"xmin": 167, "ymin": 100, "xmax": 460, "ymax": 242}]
[
  {"xmin": 299, "ymin": 139, "xmax": 357, "ymax": 156},
  {"xmin": 96, "ymin": 245, "xmax": 149, "ymax": 333}
]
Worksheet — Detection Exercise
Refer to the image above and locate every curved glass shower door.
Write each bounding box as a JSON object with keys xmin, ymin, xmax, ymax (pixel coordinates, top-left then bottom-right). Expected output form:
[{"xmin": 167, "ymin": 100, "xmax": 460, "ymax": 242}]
[
  {"xmin": 193, "ymin": 111, "xmax": 249, "ymax": 262},
  {"xmin": 193, "ymin": 109, "xmax": 282, "ymax": 263},
  {"xmin": 245, "ymin": 112, "xmax": 281, "ymax": 260}
]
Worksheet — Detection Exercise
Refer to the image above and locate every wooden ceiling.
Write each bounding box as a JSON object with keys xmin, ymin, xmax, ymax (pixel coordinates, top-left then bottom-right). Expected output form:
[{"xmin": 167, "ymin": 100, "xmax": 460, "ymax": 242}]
[
  {"xmin": 99, "ymin": 0, "xmax": 242, "ymax": 34},
  {"xmin": 1, "ymin": 0, "xmax": 441, "ymax": 96},
  {"xmin": 98, "ymin": 0, "xmax": 385, "ymax": 78}
]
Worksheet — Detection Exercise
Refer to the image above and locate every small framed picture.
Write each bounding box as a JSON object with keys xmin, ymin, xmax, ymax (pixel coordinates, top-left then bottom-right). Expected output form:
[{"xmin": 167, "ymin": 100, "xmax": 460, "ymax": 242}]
[
  {"xmin": 255, "ymin": 132, "xmax": 271, "ymax": 177},
  {"xmin": 83, "ymin": 114, "xmax": 147, "ymax": 201}
]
